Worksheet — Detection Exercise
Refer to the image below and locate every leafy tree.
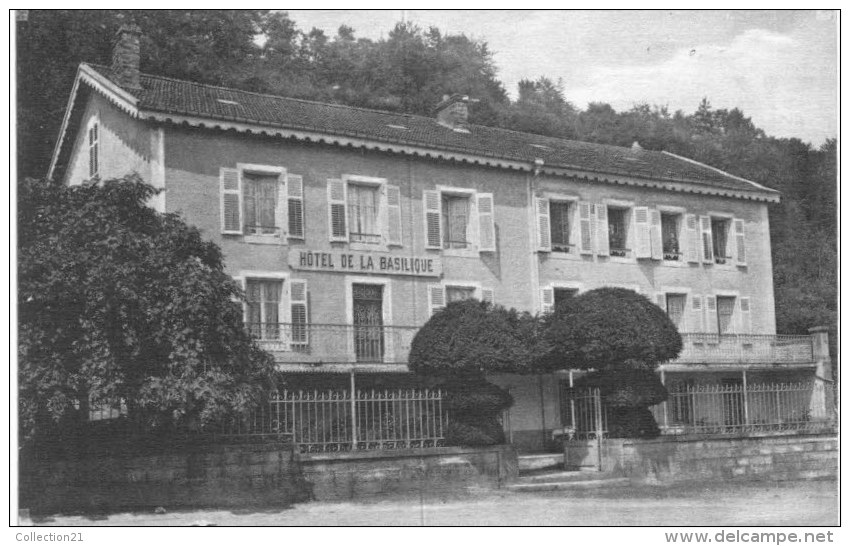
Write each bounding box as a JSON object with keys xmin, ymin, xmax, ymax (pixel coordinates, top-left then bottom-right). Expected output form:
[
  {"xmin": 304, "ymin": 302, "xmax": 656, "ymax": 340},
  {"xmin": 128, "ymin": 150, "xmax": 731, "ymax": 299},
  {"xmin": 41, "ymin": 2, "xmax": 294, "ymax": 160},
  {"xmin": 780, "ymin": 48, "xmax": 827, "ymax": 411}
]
[
  {"xmin": 18, "ymin": 175, "xmax": 277, "ymax": 445},
  {"xmin": 540, "ymin": 288, "xmax": 682, "ymax": 438},
  {"xmin": 409, "ymin": 299, "xmax": 534, "ymax": 445}
]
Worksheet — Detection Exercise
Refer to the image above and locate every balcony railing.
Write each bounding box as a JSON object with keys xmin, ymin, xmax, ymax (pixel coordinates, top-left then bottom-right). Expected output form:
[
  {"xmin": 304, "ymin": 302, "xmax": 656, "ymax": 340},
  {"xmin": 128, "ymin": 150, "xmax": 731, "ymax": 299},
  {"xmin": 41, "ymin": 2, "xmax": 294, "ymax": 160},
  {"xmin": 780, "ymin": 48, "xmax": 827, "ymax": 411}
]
[
  {"xmin": 672, "ymin": 333, "xmax": 814, "ymax": 364},
  {"xmin": 247, "ymin": 323, "xmax": 419, "ymax": 364}
]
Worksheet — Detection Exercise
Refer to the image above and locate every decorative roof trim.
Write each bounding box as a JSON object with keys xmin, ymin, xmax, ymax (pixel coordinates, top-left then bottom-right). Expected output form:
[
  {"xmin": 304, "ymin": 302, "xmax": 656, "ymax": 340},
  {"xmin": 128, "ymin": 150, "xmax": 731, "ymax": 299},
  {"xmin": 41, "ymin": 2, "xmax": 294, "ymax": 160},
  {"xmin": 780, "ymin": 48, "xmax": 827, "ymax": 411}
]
[
  {"xmin": 662, "ymin": 151, "xmax": 779, "ymax": 194},
  {"xmin": 48, "ymin": 64, "xmax": 140, "ymax": 180},
  {"xmin": 146, "ymin": 110, "xmax": 781, "ymax": 203},
  {"xmin": 540, "ymin": 166, "xmax": 781, "ymax": 203}
]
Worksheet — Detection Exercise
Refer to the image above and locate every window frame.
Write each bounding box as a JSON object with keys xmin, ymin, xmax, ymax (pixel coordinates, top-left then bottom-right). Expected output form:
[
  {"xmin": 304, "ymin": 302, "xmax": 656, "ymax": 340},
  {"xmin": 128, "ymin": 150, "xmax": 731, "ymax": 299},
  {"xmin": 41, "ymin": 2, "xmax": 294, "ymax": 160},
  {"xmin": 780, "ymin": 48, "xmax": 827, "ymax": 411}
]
[
  {"xmin": 706, "ymin": 211, "xmax": 736, "ymax": 268},
  {"xmin": 435, "ymin": 185, "xmax": 479, "ymax": 256},
  {"xmin": 341, "ymin": 174, "xmax": 396, "ymax": 250},
  {"xmin": 659, "ymin": 210, "xmax": 685, "ymax": 263},
  {"xmin": 548, "ymin": 199, "xmax": 578, "ymax": 254},
  {"xmin": 237, "ymin": 163, "xmax": 287, "ymax": 244},
  {"xmin": 237, "ymin": 271, "xmax": 290, "ymax": 342},
  {"xmin": 601, "ymin": 199, "xmax": 635, "ymax": 261}
]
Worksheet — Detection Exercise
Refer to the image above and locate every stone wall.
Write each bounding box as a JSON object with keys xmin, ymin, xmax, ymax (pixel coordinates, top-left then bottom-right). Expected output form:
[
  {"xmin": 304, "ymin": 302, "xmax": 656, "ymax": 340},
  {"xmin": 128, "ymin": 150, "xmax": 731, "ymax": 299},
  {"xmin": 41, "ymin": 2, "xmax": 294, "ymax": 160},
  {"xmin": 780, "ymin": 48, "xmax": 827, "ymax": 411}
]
[
  {"xmin": 20, "ymin": 439, "xmax": 308, "ymax": 515},
  {"xmin": 299, "ymin": 444, "xmax": 518, "ymax": 501},
  {"xmin": 565, "ymin": 432, "xmax": 837, "ymax": 482}
]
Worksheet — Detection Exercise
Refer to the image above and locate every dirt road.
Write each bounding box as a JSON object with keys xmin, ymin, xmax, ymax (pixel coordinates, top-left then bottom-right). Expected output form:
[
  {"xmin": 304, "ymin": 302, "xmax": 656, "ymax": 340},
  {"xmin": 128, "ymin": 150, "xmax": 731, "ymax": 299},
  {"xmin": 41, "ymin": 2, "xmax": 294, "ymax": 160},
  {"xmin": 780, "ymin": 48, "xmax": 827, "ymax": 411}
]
[{"xmin": 29, "ymin": 479, "xmax": 837, "ymax": 526}]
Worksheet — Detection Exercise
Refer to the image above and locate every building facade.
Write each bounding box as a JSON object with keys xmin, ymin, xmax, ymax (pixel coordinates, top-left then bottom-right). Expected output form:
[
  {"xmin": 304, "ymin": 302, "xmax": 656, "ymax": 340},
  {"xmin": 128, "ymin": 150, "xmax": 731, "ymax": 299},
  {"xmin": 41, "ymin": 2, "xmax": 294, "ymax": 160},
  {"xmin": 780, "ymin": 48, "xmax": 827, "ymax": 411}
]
[{"xmin": 49, "ymin": 26, "xmax": 824, "ymax": 451}]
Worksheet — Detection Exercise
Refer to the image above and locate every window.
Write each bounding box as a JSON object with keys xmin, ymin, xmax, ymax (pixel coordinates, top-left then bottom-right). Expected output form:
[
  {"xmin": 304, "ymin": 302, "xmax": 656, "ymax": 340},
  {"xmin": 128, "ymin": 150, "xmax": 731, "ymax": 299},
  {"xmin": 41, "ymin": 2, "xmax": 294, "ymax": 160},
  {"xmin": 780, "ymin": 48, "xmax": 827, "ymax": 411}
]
[
  {"xmin": 661, "ymin": 213, "xmax": 682, "ymax": 261},
  {"xmin": 348, "ymin": 184, "xmax": 381, "ymax": 244},
  {"xmin": 711, "ymin": 218, "xmax": 731, "ymax": 264},
  {"xmin": 442, "ymin": 194, "xmax": 470, "ymax": 249},
  {"xmin": 716, "ymin": 296, "xmax": 736, "ymax": 334},
  {"xmin": 554, "ymin": 288, "xmax": 578, "ymax": 311},
  {"xmin": 88, "ymin": 121, "xmax": 98, "ymax": 178},
  {"xmin": 607, "ymin": 207, "xmax": 629, "ymax": 257},
  {"xmin": 665, "ymin": 293, "xmax": 687, "ymax": 329},
  {"xmin": 243, "ymin": 172, "xmax": 279, "ymax": 235},
  {"xmin": 446, "ymin": 285, "xmax": 476, "ymax": 303},
  {"xmin": 245, "ymin": 279, "xmax": 282, "ymax": 340},
  {"xmin": 550, "ymin": 201, "xmax": 574, "ymax": 253}
]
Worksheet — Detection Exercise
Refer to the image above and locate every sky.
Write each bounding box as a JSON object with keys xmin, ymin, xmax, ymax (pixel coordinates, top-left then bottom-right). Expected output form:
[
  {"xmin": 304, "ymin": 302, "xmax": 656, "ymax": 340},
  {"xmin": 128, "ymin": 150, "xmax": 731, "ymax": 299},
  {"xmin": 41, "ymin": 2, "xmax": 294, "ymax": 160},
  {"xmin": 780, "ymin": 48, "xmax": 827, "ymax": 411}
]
[{"xmin": 286, "ymin": 10, "xmax": 838, "ymax": 146}]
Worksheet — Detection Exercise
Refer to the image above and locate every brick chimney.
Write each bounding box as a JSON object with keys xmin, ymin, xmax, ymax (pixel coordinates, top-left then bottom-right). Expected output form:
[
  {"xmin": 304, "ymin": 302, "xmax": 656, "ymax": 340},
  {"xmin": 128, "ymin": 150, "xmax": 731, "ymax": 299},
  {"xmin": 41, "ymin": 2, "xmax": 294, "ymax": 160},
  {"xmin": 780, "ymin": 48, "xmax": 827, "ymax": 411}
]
[
  {"xmin": 434, "ymin": 94, "xmax": 472, "ymax": 132},
  {"xmin": 111, "ymin": 23, "xmax": 142, "ymax": 89}
]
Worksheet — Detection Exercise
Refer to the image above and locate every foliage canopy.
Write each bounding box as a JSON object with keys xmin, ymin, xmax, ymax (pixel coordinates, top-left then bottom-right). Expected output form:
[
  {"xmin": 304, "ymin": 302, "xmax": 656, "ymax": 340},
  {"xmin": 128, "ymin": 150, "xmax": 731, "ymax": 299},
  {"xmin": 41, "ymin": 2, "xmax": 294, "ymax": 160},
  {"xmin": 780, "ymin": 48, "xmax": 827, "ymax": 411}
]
[{"xmin": 18, "ymin": 175, "xmax": 277, "ymax": 442}]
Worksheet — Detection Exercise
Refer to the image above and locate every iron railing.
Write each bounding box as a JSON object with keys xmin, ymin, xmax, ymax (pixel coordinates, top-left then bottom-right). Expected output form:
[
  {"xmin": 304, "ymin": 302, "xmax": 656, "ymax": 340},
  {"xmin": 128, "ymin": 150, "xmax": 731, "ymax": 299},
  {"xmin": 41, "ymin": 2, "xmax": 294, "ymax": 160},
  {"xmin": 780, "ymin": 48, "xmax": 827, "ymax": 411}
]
[
  {"xmin": 560, "ymin": 381, "xmax": 830, "ymax": 439},
  {"xmin": 673, "ymin": 334, "xmax": 814, "ymax": 364},
  {"xmin": 652, "ymin": 381, "xmax": 830, "ymax": 435},
  {"xmin": 247, "ymin": 323, "xmax": 419, "ymax": 363},
  {"xmin": 220, "ymin": 388, "xmax": 446, "ymax": 452}
]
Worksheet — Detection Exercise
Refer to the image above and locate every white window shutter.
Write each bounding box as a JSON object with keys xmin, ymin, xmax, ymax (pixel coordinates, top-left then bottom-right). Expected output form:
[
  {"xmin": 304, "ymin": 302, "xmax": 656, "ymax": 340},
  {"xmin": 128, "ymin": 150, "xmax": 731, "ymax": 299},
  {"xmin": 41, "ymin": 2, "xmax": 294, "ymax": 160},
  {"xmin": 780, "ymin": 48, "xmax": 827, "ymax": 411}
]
[
  {"xmin": 536, "ymin": 197, "xmax": 551, "ymax": 252},
  {"xmin": 690, "ymin": 295, "xmax": 704, "ymax": 333},
  {"xmin": 481, "ymin": 287, "xmax": 495, "ymax": 304},
  {"xmin": 705, "ymin": 295, "xmax": 718, "ymax": 334},
  {"xmin": 578, "ymin": 202, "xmax": 594, "ymax": 255},
  {"xmin": 428, "ymin": 284, "xmax": 446, "ymax": 316},
  {"xmin": 739, "ymin": 297, "xmax": 751, "ymax": 334},
  {"xmin": 328, "ymin": 179, "xmax": 348, "ymax": 241},
  {"xmin": 385, "ymin": 184, "xmax": 403, "ymax": 246},
  {"xmin": 655, "ymin": 293, "xmax": 666, "ymax": 310},
  {"xmin": 733, "ymin": 219, "xmax": 746, "ymax": 266},
  {"xmin": 477, "ymin": 193, "xmax": 496, "ymax": 252},
  {"xmin": 685, "ymin": 214, "xmax": 700, "ymax": 263},
  {"xmin": 287, "ymin": 174, "xmax": 305, "ymax": 239},
  {"xmin": 423, "ymin": 190, "xmax": 442, "ymax": 249},
  {"xmin": 595, "ymin": 204, "xmax": 609, "ymax": 256},
  {"xmin": 540, "ymin": 287, "xmax": 554, "ymax": 314},
  {"xmin": 220, "ymin": 168, "xmax": 242, "ymax": 234},
  {"xmin": 274, "ymin": 172, "xmax": 288, "ymax": 238},
  {"xmin": 634, "ymin": 206, "xmax": 651, "ymax": 258},
  {"xmin": 649, "ymin": 209, "xmax": 663, "ymax": 260},
  {"xmin": 700, "ymin": 216, "xmax": 714, "ymax": 263},
  {"xmin": 290, "ymin": 279, "xmax": 309, "ymax": 345}
]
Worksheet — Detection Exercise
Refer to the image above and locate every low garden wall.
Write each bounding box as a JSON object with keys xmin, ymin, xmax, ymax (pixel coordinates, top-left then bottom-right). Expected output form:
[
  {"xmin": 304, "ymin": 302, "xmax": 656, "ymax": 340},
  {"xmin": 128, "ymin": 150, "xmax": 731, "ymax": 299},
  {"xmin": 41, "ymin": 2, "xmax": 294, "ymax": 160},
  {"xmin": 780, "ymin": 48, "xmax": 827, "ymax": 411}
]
[
  {"xmin": 299, "ymin": 444, "xmax": 518, "ymax": 501},
  {"xmin": 565, "ymin": 431, "xmax": 837, "ymax": 483},
  {"xmin": 20, "ymin": 438, "xmax": 309, "ymax": 515}
]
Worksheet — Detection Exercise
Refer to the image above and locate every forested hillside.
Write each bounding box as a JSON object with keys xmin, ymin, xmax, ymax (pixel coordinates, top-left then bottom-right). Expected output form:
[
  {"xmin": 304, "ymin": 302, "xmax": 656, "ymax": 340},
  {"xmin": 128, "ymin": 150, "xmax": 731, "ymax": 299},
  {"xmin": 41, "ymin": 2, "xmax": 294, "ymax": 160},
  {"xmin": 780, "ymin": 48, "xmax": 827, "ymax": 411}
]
[{"xmin": 16, "ymin": 10, "xmax": 836, "ymax": 350}]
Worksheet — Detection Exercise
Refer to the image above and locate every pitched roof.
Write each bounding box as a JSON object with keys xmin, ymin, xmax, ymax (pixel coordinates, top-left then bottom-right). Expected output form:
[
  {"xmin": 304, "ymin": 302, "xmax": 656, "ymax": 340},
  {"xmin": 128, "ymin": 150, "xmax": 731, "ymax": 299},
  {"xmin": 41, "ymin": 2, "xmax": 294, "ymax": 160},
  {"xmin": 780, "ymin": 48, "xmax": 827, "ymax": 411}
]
[{"xmin": 55, "ymin": 63, "xmax": 779, "ymax": 200}]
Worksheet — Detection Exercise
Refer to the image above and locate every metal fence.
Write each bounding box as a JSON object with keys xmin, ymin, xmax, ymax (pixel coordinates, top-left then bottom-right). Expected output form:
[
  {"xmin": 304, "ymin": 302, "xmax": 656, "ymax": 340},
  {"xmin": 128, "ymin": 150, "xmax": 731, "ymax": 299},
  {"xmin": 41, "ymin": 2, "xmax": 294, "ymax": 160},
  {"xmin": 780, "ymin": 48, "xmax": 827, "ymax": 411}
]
[
  {"xmin": 653, "ymin": 381, "xmax": 829, "ymax": 435},
  {"xmin": 561, "ymin": 381, "xmax": 829, "ymax": 439},
  {"xmin": 220, "ymin": 388, "xmax": 446, "ymax": 452}
]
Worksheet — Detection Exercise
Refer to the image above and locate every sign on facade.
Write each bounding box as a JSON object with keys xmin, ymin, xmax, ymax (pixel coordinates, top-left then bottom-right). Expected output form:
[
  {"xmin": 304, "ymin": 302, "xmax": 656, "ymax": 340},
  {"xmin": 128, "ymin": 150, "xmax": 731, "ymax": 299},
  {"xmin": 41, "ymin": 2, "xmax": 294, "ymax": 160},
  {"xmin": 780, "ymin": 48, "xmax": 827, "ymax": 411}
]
[{"xmin": 289, "ymin": 249, "xmax": 441, "ymax": 277}]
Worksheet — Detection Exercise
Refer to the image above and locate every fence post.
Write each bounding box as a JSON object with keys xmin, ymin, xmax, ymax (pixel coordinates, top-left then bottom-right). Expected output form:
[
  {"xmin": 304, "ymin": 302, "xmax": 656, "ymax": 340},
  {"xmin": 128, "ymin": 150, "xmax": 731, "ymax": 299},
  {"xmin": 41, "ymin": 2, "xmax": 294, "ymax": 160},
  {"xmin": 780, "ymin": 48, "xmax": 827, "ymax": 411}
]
[
  {"xmin": 350, "ymin": 369, "xmax": 358, "ymax": 450},
  {"xmin": 594, "ymin": 388, "xmax": 603, "ymax": 472},
  {"xmin": 660, "ymin": 369, "xmax": 669, "ymax": 430},
  {"xmin": 809, "ymin": 326, "xmax": 834, "ymax": 422},
  {"xmin": 569, "ymin": 370, "xmax": 577, "ymax": 437},
  {"xmin": 741, "ymin": 370, "xmax": 749, "ymax": 427}
]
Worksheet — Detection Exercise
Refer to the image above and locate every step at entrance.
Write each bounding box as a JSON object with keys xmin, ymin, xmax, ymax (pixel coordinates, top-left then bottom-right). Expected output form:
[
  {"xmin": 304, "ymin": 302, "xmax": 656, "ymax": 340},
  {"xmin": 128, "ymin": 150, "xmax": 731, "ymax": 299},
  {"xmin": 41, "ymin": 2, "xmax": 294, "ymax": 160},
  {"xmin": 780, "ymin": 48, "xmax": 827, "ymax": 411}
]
[
  {"xmin": 518, "ymin": 453, "xmax": 563, "ymax": 472},
  {"xmin": 507, "ymin": 469, "xmax": 629, "ymax": 493}
]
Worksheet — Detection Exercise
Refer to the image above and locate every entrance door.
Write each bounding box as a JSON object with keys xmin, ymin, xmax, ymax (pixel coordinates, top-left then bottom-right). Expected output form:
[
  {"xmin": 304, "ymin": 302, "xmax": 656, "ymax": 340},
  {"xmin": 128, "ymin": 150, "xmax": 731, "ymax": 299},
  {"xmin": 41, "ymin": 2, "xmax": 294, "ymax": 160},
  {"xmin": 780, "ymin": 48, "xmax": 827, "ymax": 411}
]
[{"xmin": 352, "ymin": 283, "xmax": 384, "ymax": 362}]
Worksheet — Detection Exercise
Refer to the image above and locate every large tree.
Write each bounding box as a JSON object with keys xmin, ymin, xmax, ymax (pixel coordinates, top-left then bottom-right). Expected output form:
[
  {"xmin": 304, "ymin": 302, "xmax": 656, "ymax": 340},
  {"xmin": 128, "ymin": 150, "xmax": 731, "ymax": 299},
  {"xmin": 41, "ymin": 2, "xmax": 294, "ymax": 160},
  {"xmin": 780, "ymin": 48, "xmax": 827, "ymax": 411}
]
[{"xmin": 18, "ymin": 175, "xmax": 277, "ymax": 444}]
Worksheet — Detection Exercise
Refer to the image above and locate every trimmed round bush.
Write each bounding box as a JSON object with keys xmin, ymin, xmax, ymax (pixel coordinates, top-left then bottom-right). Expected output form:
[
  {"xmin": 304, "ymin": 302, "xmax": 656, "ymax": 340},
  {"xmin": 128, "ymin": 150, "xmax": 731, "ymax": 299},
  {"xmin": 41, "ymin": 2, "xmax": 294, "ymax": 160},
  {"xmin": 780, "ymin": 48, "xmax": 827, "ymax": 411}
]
[{"xmin": 539, "ymin": 287, "xmax": 682, "ymax": 372}]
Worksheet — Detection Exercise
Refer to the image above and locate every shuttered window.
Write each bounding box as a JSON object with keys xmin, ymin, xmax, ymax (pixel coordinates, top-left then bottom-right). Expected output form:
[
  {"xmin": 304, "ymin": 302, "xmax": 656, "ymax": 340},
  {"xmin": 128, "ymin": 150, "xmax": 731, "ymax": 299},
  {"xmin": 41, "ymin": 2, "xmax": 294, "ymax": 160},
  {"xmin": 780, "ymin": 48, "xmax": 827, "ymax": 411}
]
[
  {"xmin": 607, "ymin": 207, "xmax": 628, "ymax": 256},
  {"xmin": 711, "ymin": 218, "xmax": 731, "ymax": 264},
  {"xmin": 442, "ymin": 194, "xmax": 470, "ymax": 249},
  {"xmin": 386, "ymin": 185, "xmax": 403, "ymax": 246},
  {"xmin": 550, "ymin": 201, "xmax": 574, "ymax": 253},
  {"xmin": 716, "ymin": 296, "xmax": 736, "ymax": 334},
  {"xmin": 348, "ymin": 184, "xmax": 380, "ymax": 244},
  {"xmin": 245, "ymin": 279, "xmax": 282, "ymax": 340},
  {"xmin": 243, "ymin": 172, "xmax": 279, "ymax": 235},
  {"xmin": 661, "ymin": 213, "xmax": 682, "ymax": 261},
  {"xmin": 446, "ymin": 285, "xmax": 476, "ymax": 303},
  {"xmin": 477, "ymin": 193, "xmax": 496, "ymax": 252},
  {"xmin": 328, "ymin": 179, "xmax": 348, "ymax": 241},
  {"xmin": 220, "ymin": 168, "xmax": 242, "ymax": 234},
  {"xmin": 665, "ymin": 293, "xmax": 687, "ymax": 330},
  {"xmin": 290, "ymin": 279, "xmax": 309, "ymax": 345}
]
